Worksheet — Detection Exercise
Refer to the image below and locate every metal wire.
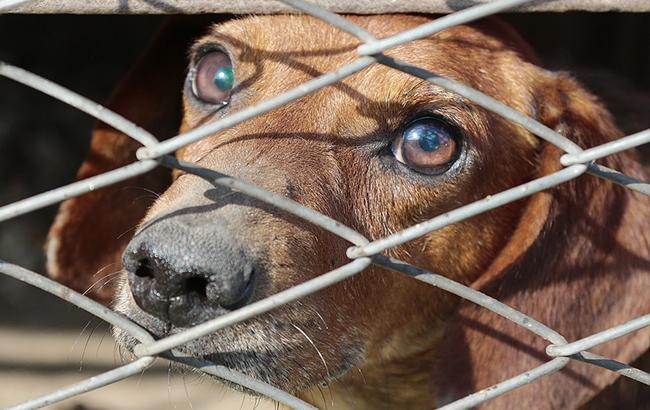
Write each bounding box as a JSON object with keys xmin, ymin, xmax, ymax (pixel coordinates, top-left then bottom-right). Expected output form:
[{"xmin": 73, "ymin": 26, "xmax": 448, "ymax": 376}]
[
  {"xmin": 135, "ymin": 57, "xmax": 376, "ymax": 160},
  {"xmin": 133, "ymin": 257, "xmax": 372, "ymax": 358},
  {"xmin": 438, "ymin": 357, "xmax": 571, "ymax": 410},
  {"xmin": 0, "ymin": 0, "xmax": 31, "ymax": 12},
  {"xmin": 355, "ymin": 0, "xmax": 542, "ymax": 56},
  {"xmin": 1, "ymin": 0, "xmax": 649, "ymax": 409},
  {"xmin": 561, "ymin": 128, "xmax": 650, "ymax": 165},
  {"xmin": 347, "ymin": 164, "xmax": 587, "ymax": 258},
  {"xmin": 162, "ymin": 352, "xmax": 318, "ymax": 410},
  {"xmin": 547, "ymin": 314, "xmax": 650, "ymax": 357},
  {"xmin": 586, "ymin": 163, "xmax": 650, "ymax": 196}
]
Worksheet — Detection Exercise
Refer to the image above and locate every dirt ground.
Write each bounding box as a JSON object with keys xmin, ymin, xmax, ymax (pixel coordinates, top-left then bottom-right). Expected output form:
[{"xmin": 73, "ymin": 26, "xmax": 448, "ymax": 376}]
[{"xmin": 0, "ymin": 327, "xmax": 276, "ymax": 410}]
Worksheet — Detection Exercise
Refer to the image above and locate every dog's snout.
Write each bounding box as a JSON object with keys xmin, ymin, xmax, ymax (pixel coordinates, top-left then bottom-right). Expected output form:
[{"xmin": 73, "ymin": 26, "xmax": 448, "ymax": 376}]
[{"xmin": 123, "ymin": 216, "xmax": 256, "ymax": 327}]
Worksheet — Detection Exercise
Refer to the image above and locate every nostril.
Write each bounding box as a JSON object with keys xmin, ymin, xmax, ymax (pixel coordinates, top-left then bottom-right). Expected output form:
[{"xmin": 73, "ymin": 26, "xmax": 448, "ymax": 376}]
[
  {"xmin": 134, "ymin": 259, "xmax": 155, "ymax": 278},
  {"xmin": 184, "ymin": 275, "xmax": 208, "ymax": 298},
  {"xmin": 221, "ymin": 269, "xmax": 256, "ymax": 310}
]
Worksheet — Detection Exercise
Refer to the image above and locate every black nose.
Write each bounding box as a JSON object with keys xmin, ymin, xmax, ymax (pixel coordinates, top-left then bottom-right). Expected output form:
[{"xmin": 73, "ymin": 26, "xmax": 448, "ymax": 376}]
[{"xmin": 123, "ymin": 215, "xmax": 256, "ymax": 327}]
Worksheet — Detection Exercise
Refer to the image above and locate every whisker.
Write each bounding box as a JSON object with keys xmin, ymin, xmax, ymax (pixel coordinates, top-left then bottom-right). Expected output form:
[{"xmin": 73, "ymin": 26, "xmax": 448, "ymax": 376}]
[
  {"xmin": 168, "ymin": 361, "xmax": 177, "ymax": 410},
  {"xmin": 136, "ymin": 359, "xmax": 148, "ymax": 388},
  {"xmin": 80, "ymin": 320, "xmax": 102, "ymax": 371},
  {"xmin": 288, "ymin": 354, "xmax": 323, "ymax": 408},
  {"xmin": 117, "ymin": 343, "xmax": 126, "ymax": 364},
  {"xmin": 131, "ymin": 194, "xmax": 160, "ymax": 206},
  {"xmin": 326, "ymin": 382, "xmax": 334, "ymax": 408},
  {"xmin": 291, "ymin": 324, "xmax": 331, "ymax": 380},
  {"xmin": 112, "ymin": 340, "xmax": 119, "ymax": 366},
  {"xmin": 182, "ymin": 373, "xmax": 194, "ymax": 410},
  {"xmin": 92, "ymin": 262, "xmax": 121, "ymax": 278},
  {"xmin": 316, "ymin": 384, "xmax": 328, "ymax": 410},
  {"xmin": 69, "ymin": 320, "xmax": 93, "ymax": 360},
  {"xmin": 143, "ymin": 189, "xmax": 161, "ymax": 199},
  {"xmin": 95, "ymin": 324, "xmax": 108, "ymax": 358},
  {"xmin": 314, "ymin": 310, "xmax": 329, "ymax": 330},
  {"xmin": 116, "ymin": 223, "xmax": 139, "ymax": 240},
  {"xmin": 82, "ymin": 270, "xmax": 122, "ymax": 296},
  {"xmin": 239, "ymin": 392, "xmax": 246, "ymax": 410},
  {"xmin": 93, "ymin": 274, "xmax": 123, "ymax": 294},
  {"xmin": 307, "ymin": 388, "xmax": 316, "ymax": 406},
  {"xmin": 127, "ymin": 186, "xmax": 162, "ymax": 199}
]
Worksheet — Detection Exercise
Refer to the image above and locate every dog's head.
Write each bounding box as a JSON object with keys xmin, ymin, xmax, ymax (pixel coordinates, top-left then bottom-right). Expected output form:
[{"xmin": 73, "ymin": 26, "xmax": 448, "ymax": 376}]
[{"xmin": 46, "ymin": 14, "xmax": 650, "ymax": 408}]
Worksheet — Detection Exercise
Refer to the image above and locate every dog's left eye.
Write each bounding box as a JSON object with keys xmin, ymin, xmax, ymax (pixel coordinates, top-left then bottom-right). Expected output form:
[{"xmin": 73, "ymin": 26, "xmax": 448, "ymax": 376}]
[
  {"xmin": 191, "ymin": 51, "xmax": 234, "ymax": 105},
  {"xmin": 391, "ymin": 118, "xmax": 459, "ymax": 175}
]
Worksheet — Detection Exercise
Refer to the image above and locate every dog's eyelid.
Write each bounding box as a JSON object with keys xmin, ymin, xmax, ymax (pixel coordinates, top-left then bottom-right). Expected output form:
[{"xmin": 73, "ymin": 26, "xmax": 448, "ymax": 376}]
[
  {"xmin": 391, "ymin": 136, "xmax": 406, "ymax": 163},
  {"xmin": 191, "ymin": 43, "xmax": 235, "ymax": 67}
]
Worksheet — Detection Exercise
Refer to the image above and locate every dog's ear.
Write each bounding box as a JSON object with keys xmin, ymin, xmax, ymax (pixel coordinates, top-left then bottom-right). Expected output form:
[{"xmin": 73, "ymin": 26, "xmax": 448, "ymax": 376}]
[
  {"xmin": 45, "ymin": 17, "xmax": 216, "ymax": 303},
  {"xmin": 434, "ymin": 73, "xmax": 650, "ymax": 407}
]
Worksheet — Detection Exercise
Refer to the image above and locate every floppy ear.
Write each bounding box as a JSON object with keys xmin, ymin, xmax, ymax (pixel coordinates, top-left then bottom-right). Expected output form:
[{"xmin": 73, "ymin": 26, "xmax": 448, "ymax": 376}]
[
  {"xmin": 45, "ymin": 17, "xmax": 216, "ymax": 303},
  {"xmin": 434, "ymin": 73, "xmax": 650, "ymax": 408}
]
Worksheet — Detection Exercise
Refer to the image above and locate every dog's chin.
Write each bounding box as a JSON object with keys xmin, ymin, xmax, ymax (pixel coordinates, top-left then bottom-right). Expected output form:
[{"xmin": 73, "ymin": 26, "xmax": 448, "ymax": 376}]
[{"xmin": 112, "ymin": 299, "xmax": 363, "ymax": 393}]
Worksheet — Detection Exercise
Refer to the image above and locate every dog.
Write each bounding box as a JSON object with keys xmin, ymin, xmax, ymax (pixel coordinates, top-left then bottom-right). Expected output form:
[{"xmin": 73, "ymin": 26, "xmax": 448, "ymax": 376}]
[{"xmin": 45, "ymin": 14, "xmax": 650, "ymax": 409}]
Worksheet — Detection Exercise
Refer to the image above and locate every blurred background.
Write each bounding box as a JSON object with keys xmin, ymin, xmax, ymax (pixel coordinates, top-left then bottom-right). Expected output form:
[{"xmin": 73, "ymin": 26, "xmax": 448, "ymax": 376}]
[{"xmin": 0, "ymin": 11, "xmax": 649, "ymax": 410}]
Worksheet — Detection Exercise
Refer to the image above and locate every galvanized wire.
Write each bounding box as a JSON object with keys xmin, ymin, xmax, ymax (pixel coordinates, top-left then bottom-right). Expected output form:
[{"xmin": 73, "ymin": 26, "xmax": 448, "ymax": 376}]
[
  {"xmin": 0, "ymin": 160, "xmax": 158, "ymax": 222},
  {"xmin": 135, "ymin": 57, "xmax": 376, "ymax": 160},
  {"xmin": 586, "ymin": 163, "xmax": 650, "ymax": 196},
  {"xmin": 355, "ymin": 0, "xmax": 543, "ymax": 56},
  {"xmin": 0, "ymin": 0, "xmax": 32, "ymax": 12},
  {"xmin": 561, "ymin": 128, "xmax": 650, "ymax": 166},
  {"xmin": 0, "ymin": 62, "xmax": 159, "ymax": 147},
  {"xmin": 438, "ymin": 357, "xmax": 571, "ymax": 410},
  {"xmin": 347, "ymin": 164, "xmax": 587, "ymax": 258},
  {"xmin": 1, "ymin": 0, "xmax": 649, "ymax": 409},
  {"xmin": 547, "ymin": 314, "xmax": 650, "ymax": 357},
  {"xmin": 162, "ymin": 352, "xmax": 318, "ymax": 410},
  {"xmin": 571, "ymin": 351, "xmax": 650, "ymax": 385},
  {"xmin": 133, "ymin": 257, "xmax": 372, "ymax": 357}
]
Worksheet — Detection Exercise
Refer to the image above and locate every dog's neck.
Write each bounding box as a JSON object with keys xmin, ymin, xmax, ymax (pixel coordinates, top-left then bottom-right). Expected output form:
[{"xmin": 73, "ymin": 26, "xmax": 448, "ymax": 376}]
[
  {"xmin": 301, "ymin": 337, "xmax": 447, "ymax": 409},
  {"xmin": 299, "ymin": 295, "xmax": 460, "ymax": 410}
]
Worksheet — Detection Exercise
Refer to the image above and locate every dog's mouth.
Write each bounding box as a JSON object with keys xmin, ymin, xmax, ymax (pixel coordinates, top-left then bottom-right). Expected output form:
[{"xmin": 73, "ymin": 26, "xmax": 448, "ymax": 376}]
[
  {"xmin": 114, "ymin": 292, "xmax": 362, "ymax": 393},
  {"xmin": 114, "ymin": 324, "xmax": 293, "ymax": 395}
]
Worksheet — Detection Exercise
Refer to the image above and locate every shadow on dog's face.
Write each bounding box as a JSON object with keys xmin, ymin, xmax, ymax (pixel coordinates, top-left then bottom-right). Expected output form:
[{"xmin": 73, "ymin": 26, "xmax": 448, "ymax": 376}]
[{"xmin": 112, "ymin": 14, "xmax": 551, "ymax": 392}]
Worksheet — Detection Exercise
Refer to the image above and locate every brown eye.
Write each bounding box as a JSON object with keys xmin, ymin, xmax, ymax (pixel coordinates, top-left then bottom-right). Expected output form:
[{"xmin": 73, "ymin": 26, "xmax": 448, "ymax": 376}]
[
  {"xmin": 392, "ymin": 118, "xmax": 459, "ymax": 175},
  {"xmin": 191, "ymin": 51, "xmax": 235, "ymax": 105}
]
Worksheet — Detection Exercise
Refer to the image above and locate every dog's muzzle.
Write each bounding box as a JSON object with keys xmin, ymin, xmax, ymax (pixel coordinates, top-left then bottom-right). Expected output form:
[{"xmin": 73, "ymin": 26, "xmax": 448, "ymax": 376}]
[{"xmin": 122, "ymin": 213, "xmax": 257, "ymax": 327}]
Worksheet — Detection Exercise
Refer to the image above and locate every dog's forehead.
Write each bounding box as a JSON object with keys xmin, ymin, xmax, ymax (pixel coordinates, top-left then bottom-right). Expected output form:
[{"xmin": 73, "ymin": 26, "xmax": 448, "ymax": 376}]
[
  {"xmin": 201, "ymin": 14, "xmax": 430, "ymax": 53},
  {"xmin": 194, "ymin": 14, "xmax": 524, "ymax": 87},
  {"xmin": 181, "ymin": 14, "xmax": 538, "ymax": 157}
]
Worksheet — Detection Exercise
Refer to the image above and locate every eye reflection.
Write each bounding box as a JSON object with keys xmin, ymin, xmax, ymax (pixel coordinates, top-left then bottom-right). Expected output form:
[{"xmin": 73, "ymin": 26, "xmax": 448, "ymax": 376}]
[
  {"xmin": 191, "ymin": 51, "xmax": 235, "ymax": 105},
  {"xmin": 392, "ymin": 118, "xmax": 459, "ymax": 175},
  {"xmin": 214, "ymin": 66, "xmax": 234, "ymax": 91}
]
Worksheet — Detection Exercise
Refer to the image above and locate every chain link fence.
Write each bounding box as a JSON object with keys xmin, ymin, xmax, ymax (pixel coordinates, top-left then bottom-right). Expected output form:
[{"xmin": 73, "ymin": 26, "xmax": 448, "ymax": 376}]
[{"xmin": 1, "ymin": 0, "xmax": 649, "ymax": 409}]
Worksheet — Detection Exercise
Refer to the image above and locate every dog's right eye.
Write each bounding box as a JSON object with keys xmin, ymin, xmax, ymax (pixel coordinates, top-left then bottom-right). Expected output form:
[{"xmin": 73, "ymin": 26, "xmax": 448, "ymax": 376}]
[
  {"xmin": 391, "ymin": 117, "xmax": 460, "ymax": 175},
  {"xmin": 191, "ymin": 51, "xmax": 234, "ymax": 105}
]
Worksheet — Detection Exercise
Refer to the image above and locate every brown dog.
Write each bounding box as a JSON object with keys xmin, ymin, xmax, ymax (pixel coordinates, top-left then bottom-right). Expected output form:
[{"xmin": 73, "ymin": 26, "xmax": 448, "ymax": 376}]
[{"xmin": 45, "ymin": 14, "xmax": 650, "ymax": 409}]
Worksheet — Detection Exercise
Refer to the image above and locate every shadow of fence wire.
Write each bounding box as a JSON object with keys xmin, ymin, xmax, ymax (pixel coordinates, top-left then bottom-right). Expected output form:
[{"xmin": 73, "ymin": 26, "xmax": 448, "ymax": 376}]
[{"xmin": 0, "ymin": 0, "xmax": 649, "ymax": 409}]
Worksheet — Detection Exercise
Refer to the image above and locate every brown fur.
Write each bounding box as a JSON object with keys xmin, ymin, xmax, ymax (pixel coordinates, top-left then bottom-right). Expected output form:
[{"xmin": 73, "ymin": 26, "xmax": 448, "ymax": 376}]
[{"xmin": 46, "ymin": 15, "xmax": 650, "ymax": 409}]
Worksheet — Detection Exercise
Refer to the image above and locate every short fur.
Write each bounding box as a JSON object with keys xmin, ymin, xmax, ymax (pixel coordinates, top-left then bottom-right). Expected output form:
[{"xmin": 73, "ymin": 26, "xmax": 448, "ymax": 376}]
[{"xmin": 46, "ymin": 15, "xmax": 650, "ymax": 409}]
